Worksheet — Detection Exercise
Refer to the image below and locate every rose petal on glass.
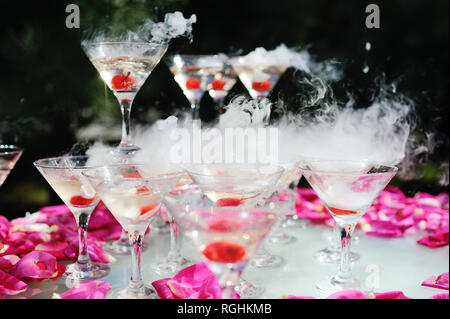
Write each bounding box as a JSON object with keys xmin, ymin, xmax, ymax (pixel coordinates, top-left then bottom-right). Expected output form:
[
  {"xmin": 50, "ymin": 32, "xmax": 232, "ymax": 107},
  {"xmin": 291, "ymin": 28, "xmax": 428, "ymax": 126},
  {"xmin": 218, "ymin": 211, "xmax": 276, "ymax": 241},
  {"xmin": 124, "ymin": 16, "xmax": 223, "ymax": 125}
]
[
  {"xmin": 417, "ymin": 232, "xmax": 449, "ymax": 248},
  {"xmin": 421, "ymin": 272, "xmax": 449, "ymax": 290},
  {"xmin": 0, "ymin": 269, "xmax": 28, "ymax": 296},
  {"xmin": 53, "ymin": 280, "xmax": 112, "ymax": 299}
]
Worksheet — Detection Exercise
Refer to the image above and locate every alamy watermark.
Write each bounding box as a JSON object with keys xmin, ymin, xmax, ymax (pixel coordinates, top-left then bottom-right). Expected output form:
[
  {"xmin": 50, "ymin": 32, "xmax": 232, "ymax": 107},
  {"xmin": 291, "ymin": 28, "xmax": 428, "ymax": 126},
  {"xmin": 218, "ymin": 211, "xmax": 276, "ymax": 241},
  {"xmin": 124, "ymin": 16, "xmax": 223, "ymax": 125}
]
[
  {"xmin": 365, "ymin": 4, "xmax": 380, "ymax": 29},
  {"xmin": 168, "ymin": 120, "xmax": 279, "ymax": 165},
  {"xmin": 65, "ymin": 4, "xmax": 80, "ymax": 29}
]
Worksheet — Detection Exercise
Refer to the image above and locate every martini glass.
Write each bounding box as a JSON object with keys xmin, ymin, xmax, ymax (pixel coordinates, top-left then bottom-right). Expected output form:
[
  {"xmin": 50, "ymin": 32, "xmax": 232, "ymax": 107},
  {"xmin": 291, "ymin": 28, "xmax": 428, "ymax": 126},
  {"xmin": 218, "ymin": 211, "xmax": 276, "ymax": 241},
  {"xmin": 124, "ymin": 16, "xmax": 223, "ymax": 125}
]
[
  {"xmin": 173, "ymin": 202, "xmax": 277, "ymax": 299},
  {"xmin": 187, "ymin": 163, "xmax": 284, "ymax": 208},
  {"xmin": 166, "ymin": 54, "xmax": 237, "ymax": 119},
  {"xmin": 250, "ymin": 161, "xmax": 301, "ymax": 268},
  {"xmin": 0, "ymin": 145, "xmax": 23, "ymax": 188},
  {"xmin": 187, "ymin": 163, "xmax": 284, "ymax": 298},
  {"xmin": 83, "ymin": 164, "xmax": 179, "ymax": 299},
  {"xmin": 230, "ymin": 56, "xmax": 288, "ymax": 100},
  {"xmin": 268, "ymin": 161, "xmax": 303, "ymax": 244},
  {"xmin": 299, "ymin": 160, "xmax": 397, "ymax": 294},
  {"xmin": 33, "ymin": 156, "xmax": 110, "ymax": 283},
  {"xmin": 81, "ymin": 41, "xmax": 168, "ymax": 155},
  {"xmin": 157, "ymin": 184, "xmax": 205, "ymax": 274}
]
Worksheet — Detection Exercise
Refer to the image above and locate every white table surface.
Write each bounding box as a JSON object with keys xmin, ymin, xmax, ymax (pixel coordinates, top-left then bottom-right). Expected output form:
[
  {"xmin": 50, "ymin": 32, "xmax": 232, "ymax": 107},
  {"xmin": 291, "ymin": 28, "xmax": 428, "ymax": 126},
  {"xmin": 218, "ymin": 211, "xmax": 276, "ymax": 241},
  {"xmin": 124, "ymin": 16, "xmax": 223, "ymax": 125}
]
[{"xmin": 7, "ymin": 221, "xmax": 448, "ymax": 299}]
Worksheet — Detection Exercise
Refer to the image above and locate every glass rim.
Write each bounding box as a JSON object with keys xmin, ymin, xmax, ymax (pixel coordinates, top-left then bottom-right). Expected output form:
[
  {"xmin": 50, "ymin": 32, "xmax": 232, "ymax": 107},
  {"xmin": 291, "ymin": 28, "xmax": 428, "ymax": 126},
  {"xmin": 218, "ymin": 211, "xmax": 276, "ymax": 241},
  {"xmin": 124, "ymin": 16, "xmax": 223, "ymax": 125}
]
[
  {"xmin": 81, "ymin": 163, "xmax": 186, "ymax": 182},
  {"xmin": 33, "ymin": 155, "xmax": 93, "ymax": 170},
  {"xmin": 298, "ymin": 160, "xmax": 398, "ymax": 177},
  {"xmin": 165, "ymin": 53, "xmax": 228, "ymax": 59},
  {"xmin": 182, "ymin": 206, "xmax": 278, "ymax": 230},
  {"xmin": 0, "ymin": 145, "xmax": 23, "ymax": 156},
  {"xmin": 81, "ymin": 41, "xmax": 169, "ymax": 48},
  {"xmin": 186, "ymin": 163, "xmax": 284, "ymax": 178}
]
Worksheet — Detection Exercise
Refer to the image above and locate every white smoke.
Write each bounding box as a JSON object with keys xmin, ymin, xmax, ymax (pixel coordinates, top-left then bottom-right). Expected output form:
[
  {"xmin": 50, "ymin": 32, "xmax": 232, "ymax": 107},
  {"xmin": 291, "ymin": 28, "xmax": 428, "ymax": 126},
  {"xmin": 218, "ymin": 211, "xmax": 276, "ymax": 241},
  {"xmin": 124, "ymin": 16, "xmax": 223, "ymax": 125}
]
[{"xmin": 82, "ymin": 11, "xmax": 196, "ymax": 45}]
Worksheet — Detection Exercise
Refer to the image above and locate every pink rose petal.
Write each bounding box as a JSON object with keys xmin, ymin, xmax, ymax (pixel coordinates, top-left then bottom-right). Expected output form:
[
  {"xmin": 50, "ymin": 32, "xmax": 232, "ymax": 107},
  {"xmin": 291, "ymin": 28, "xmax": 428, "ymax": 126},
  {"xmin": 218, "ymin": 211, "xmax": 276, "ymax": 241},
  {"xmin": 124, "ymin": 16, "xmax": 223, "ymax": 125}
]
[
  {"xmin": 327, "ymin": 290, "xmax": 368, "ymax": 299},
  {"xmin": 421, "ymin": 272, "xmax": 449, "ymax": 290},
  {"xmin": 12, "ymin": 251, "xmax": 66, "ymax": 281},
  {"xmin": 53, "ymin": 280, "xmax": 112, "ymax": 299},
  {"xmin": 371, "ymin": 291, "xmax": 411, "ymax": 299},
  {"xmin": 429, "ymin": 293, "xmax": 449, "ymax": 299},
  {"xmin": 152, "ymin": 262, "xmax": 237, "ymax": 299},
  {"xmin": 417, "ymin": 232, "xmax": 449, "ymax": 248},
  {"xmin": 0, "ymin": 269, "xmax": 28, "ymax": 296},
  {"xmin": 64, "ymin": 237, "xmax": 113, "ymax": 264}
]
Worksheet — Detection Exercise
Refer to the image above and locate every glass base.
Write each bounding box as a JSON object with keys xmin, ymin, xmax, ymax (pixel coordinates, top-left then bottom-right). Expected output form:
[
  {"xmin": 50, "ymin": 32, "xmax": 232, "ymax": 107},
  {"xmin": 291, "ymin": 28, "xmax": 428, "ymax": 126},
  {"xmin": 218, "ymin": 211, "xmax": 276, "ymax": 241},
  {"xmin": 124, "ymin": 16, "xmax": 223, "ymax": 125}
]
[
  {"xmin": 153, "ymin": 255, "xmax": 191, "ymax": 275},
  {"xmin": 103, "ymin": 238, "xmax": 131, "ymax": 255},
  {"xmin": 313, "ymin": 247, "xmax": 360, "ymax": 264},
  {"xmin": 113, "ymin": 144, "xmax": 141, "ymax": 156},
  {"xmin": 63, "ymin": 262, "xmax": 110, "ymax": 286},
  {"xmin": 104, "ymin": 237, "xmax": 148, "ymax": 255},
  {"xmin": 107, "ymin": 285, "xmax": 159, "ymax": 299},
  {"xmin": 267, "ymin": 233, "xmax": 296, "ymax": 245},
  {"xmin": 283, "ymin": 217, "xmax": 309, "ymax": 229},
  {"xmin": 250, "ymin": 253, "xmax": 284, "ymax": 268},
  {"xmin": 235, "ymin": 278, "xmax": 265, "ymax": 299},
  {"xmin": 315, "ymin": 275, "xmax": 361, "ymax": 295}
]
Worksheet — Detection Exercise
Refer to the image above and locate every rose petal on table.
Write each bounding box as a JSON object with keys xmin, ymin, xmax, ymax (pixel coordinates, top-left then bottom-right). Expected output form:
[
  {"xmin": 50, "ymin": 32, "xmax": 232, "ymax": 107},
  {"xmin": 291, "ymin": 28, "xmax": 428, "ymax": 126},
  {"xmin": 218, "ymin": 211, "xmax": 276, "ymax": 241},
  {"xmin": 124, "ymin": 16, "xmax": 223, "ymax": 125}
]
[
  {"xmin": 152, "ymin": 262, "xmax": 233, "ymax": 299},
  {"xmin": 0, "ymin": 269, "xmax": 28, "ymax": 296},
  {"xmin": 0, "ymin": 239, "xmax": 35, "ymax": 257},
  {"xmin": 417, "ymin": 232, "xmax": 449, "ymax": 248},
  {"xmin": 369, "ymin": 291, "xmax": 411, "ymax": 299},
  {"xmin": 0, "ymin": 255, "xmax": 20, "ymax": 271},
  {"xmin": 0, "ymin": 216, "xmax": 12, "ymax": 240},
  {"xmin": 35, "ymin": 241, "xmax": 70, "ymax": 261},
  {"xmin": 12, "ymin": 251, "xmax": 66, "ymax": 281},
  {"xmin": 429, "ymin": 293, "xmax": 449, "ymax": 299},
  {"xmin": 421, "ymin": 272, "xmax": 449, "ymax": 290},
  {"xmin": 327, "ymin": 290, "xmax": 368, "ymax": 299},
  {"xmin": 64, "ymin": 237, "xmax": 113, "ymax": 264},
  {"xmin": 52, "ymin": 280, "xmax": 112, "ymax": 299}
]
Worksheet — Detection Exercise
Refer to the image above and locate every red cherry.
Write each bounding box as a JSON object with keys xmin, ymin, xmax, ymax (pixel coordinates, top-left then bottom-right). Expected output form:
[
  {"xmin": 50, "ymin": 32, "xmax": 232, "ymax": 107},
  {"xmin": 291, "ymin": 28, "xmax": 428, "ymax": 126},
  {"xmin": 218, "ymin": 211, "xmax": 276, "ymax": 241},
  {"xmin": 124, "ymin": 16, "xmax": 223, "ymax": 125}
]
[
  {"xmin": 328, "ymin": 207, "xmax": 357, "ymax": 215},
  {"xmin": 209, "ymin": 220, "xmax": 240, "ymax": 232},
  {"xmin": 124, "ymin": 172, "xmax": 142, "ymax": 178},
  {"xmin": 137, "ymin": 186, "xmax": 150, "ymax": 194},
  {"xmin": 185, "ymin": 78, "xmax": 201, "ymax": 90},
  {"xmin": 251, "ymin": 80, "xmax": 272, "ymax": 92},
  {"xmin": 70, "ymin": 196, "xmax": 95, "ymax": 206},
  {"xmin": 140, "ymin": 205, "xmax": 157, "ymax": 216},
  {"xmin": 202, "ymin": 241, "xmax": 246, "ymax": 263},
  {"xmin": 211, "ymin": 79, "xmax": 226, "ymax": 90},
  {"xmin": 216, "ymin": 198, "xmax": 244, "ymax": 207},
  {"xmin": 111, "ymin": 72, "xmax": 135, "ymax": 90}
]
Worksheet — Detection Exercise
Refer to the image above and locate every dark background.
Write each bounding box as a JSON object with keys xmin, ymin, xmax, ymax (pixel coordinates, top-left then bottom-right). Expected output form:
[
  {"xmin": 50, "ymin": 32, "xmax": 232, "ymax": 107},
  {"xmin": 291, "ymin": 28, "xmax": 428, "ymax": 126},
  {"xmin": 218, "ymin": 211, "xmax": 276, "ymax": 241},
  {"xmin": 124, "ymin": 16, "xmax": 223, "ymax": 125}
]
[{"xmin": 0, "ymin": 0, "xmax": 448, "ymax": 219}]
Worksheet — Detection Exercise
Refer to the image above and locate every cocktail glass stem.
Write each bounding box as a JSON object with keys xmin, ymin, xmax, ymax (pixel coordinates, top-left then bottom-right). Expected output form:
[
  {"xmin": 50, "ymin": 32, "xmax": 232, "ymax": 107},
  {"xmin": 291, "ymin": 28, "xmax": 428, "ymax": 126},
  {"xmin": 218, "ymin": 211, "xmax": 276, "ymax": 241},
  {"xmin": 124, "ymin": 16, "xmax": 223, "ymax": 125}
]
[
  {"xmin": 168, "ymin": 219, "xmax": 181, "ymax": 259},
  {"xmin": 333, "ymin": 223, "xmax": 357, "ymax": 285},
  {"xmin": 114, "ymin": 92, "xmax": 138, "ymax": 153},
  {"xmin": 76, "ymin": 211, "xmax": 93, "ymax": 269},
  {"xmin": 128, "ymin": 232, "xmax": 145, "ymax": 294},
  {"xmin": 190, "ymin": 99, "xmax": 200, "ymax": 120},
  {"xmin": 215, "ymin": 267, "xmax": 240, "ymax": 299}
]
